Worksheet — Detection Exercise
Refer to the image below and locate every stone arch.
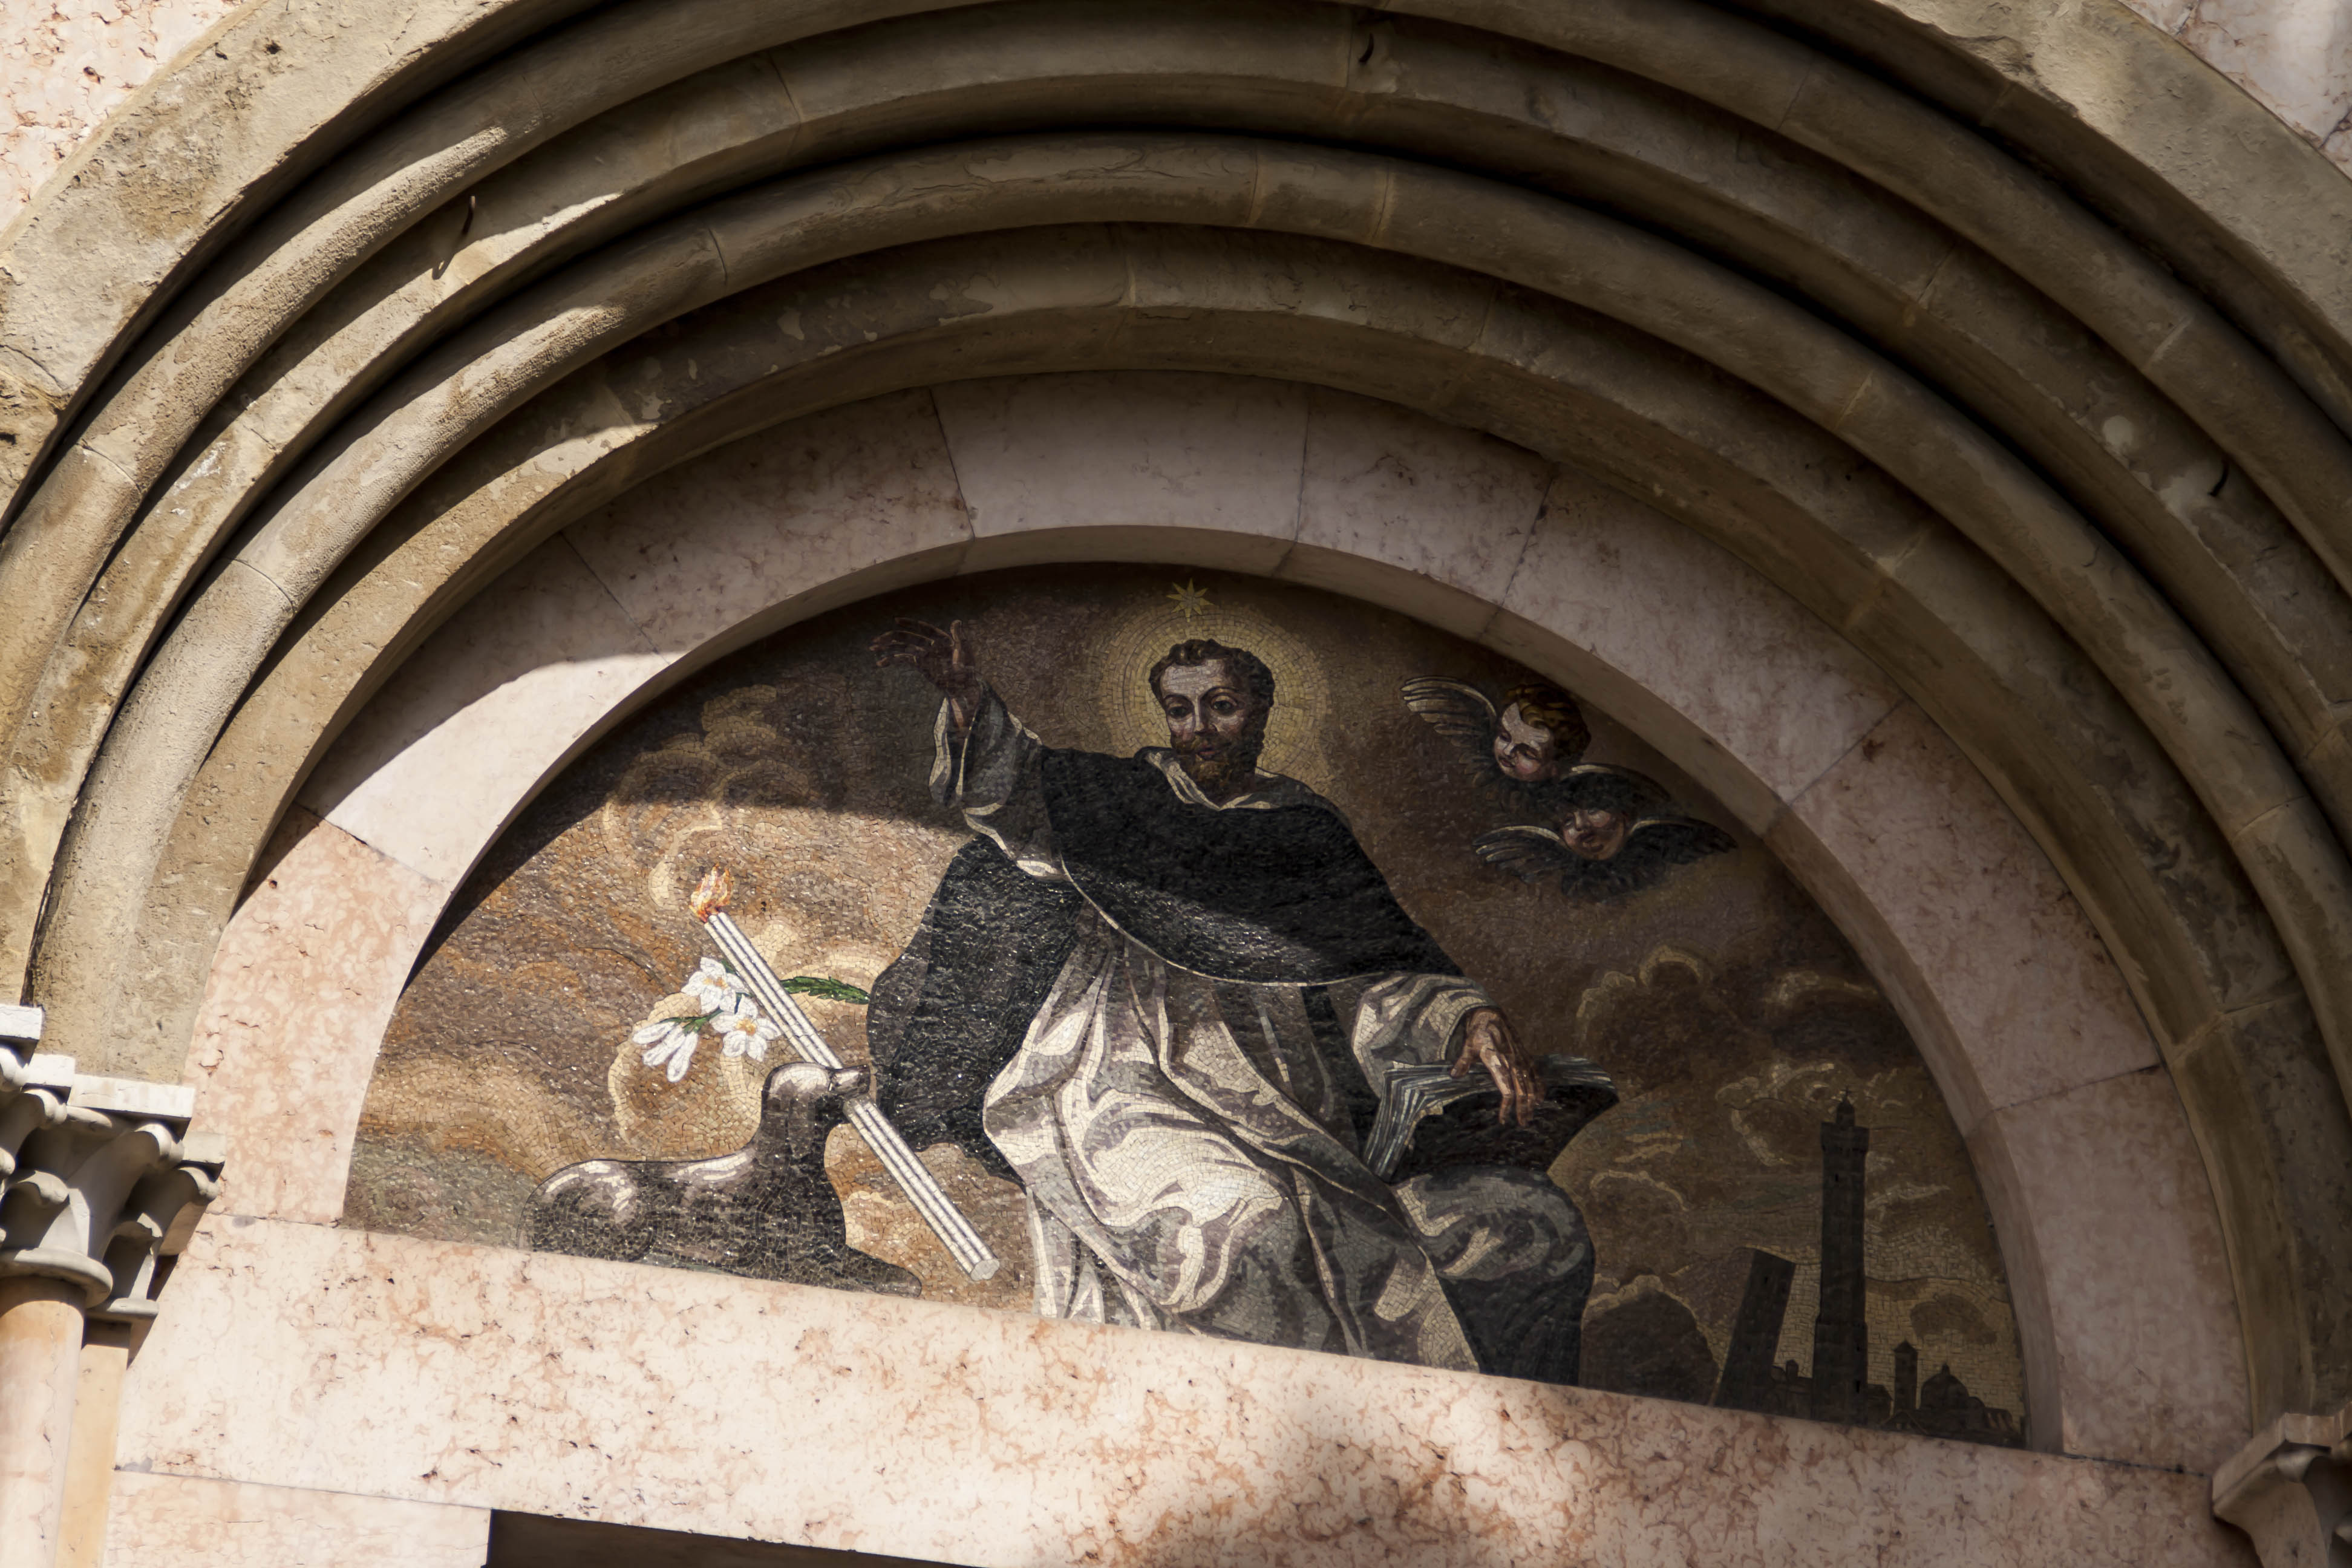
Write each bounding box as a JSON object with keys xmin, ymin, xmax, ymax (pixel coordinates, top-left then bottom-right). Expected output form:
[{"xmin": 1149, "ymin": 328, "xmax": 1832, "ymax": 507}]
[
  {"xmin": 191, "ymin": 370, "xmax": 2235, "ymax": 1475},
  {"xmin": 38, "ymin": 206, "xmax": 2345, "ymax": 1426}
]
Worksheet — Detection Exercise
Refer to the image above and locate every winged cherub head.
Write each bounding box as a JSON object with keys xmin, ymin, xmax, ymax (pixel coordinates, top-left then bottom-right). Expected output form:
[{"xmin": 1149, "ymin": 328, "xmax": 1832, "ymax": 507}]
[
  {"xmin": 1553, "ymin": 766, "xmax": 1660, "ymax": 859},
  {"xmin": 1404, "ymin": 676, "xmax": 1592, "ymax": 794},
  {"xmin": 1559, "ymin": 803, "xmax": 1636, "ymax": 860},
  {"xmin": 1472, "ymin": 764, "xmax": 1737, "ymax": 903},
  {"xmin": 1493, "ymin": 682, "xmax": 1590, "ymax": 783}
]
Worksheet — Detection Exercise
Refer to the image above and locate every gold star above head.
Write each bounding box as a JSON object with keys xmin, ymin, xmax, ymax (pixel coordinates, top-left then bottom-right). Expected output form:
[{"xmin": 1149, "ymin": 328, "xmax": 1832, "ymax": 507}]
[{"xmin": 1168, "ymin": 579, "xmax": 1211, "ymax": 622}]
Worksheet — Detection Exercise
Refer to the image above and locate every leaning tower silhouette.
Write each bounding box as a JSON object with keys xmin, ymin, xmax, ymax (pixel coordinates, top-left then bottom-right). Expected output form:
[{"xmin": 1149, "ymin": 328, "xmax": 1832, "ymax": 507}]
[{"xmin": 1809, "ymin": 1096, "xmax": 1871, "ymax": 1423}]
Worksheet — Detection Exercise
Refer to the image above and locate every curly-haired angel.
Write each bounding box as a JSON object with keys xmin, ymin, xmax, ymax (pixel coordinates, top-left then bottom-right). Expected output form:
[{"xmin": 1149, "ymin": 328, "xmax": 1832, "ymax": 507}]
[{"xmin": 1400, "ymin": 676, "xmax": 1592, "ymax": 795}]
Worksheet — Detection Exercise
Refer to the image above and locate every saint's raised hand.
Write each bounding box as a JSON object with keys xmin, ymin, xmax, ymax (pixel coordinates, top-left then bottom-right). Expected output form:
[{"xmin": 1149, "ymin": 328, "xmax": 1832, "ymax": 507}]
[
  {"xmin": 1452, "ymin": 1006, "xmax": 1541, "ymax": 1128},
  {"xmin": 871, "ymin": 617, "xmax": 982, "ymax": 711}
]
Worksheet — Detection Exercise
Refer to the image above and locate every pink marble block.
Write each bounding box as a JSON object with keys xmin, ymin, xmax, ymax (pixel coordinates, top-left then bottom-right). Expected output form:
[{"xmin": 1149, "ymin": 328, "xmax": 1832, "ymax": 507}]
[
  {"xmin": 104, "ymin": 1471, "xmax": 489, "ymax": 1568},
  {"xmin": 185, "ymin": 808, "xmax": 446, "ymax": 1224},
  {"xmin": 117, "ymin": 1217, "xmax": 2255, "ymax": 1568}
]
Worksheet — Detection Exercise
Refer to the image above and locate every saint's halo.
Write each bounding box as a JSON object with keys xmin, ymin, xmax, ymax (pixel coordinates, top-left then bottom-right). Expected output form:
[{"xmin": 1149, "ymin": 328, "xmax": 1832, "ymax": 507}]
[{"xmin": 1093, "ymin": 583, "xmax": 1333, "ymax": 792}]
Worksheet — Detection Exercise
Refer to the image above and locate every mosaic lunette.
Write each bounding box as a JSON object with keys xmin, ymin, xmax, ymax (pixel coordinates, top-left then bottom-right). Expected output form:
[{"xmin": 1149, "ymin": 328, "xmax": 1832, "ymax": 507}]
[{"xmin": 353, "ymin": 567, "xmax": 2024, "ymax": 1443}]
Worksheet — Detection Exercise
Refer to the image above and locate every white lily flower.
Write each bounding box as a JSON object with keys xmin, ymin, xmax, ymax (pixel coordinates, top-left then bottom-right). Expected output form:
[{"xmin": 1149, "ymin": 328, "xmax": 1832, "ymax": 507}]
[
  {"xmin": 635, "ymin": 1019, "xmax": 702, "ymax": 1082},
  {"xmin": 713, "ymin": 1008, "xmax": 783, "ymax": 1062},
  {"xmin": 684, "ymin": 956, "xmax": 746, "ymax": 1014}
]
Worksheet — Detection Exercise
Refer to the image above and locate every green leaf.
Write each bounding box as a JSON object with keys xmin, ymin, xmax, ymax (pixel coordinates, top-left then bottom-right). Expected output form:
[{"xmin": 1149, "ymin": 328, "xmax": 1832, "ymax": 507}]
[{"xmin": 780, "ymin": 975, "xmax": 871, "ymax": 1005}]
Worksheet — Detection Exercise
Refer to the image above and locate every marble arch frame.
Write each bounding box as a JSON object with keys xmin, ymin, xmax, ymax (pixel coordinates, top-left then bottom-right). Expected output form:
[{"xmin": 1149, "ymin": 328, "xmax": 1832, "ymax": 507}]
[{"xmin": 194, "ymin": 368, "xmax": 2236, "ymax": 1476}]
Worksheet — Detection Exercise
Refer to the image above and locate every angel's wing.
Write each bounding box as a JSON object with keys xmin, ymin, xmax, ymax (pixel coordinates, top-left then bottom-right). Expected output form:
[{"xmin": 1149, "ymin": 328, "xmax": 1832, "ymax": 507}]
[
  {"xmin": 1542, "ymin": 814, "xmax": 1737, "ymax": 902},
  {"xmin": 1402, "ymin": 678, "xmax": 1502, "ymax": 783},
  {"xmin": 1624, "ymin": 815, "xmax": 1737, "ymax": 869},
  {"xmin": 1471, "ymin": 825, "xmax": 1576, "ymax": 883}
]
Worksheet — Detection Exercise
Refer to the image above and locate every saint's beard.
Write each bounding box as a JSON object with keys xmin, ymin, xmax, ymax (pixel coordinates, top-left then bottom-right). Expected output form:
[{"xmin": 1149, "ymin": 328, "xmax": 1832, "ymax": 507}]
[{"xmin": 1170, "ymin": 721, "xmax": 1267, "ymax": 797}]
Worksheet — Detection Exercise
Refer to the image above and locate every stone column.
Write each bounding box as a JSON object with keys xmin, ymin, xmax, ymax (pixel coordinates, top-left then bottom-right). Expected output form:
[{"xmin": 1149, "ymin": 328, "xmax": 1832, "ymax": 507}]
[
  {"xmin": 0, "ymin": 1275, "xmax": 82, "ymax": 1568},
  {"xmin": 0, "ymin": 1007, "xmax": 223, "ymax": 1568},
  {"xmin": 54, "ymin": 1321, "xmax": 134, "ymax": 1568},
  {"xmin": 2213, "ymin": 1403, "xmax": 2352, "ymax": 1568}
]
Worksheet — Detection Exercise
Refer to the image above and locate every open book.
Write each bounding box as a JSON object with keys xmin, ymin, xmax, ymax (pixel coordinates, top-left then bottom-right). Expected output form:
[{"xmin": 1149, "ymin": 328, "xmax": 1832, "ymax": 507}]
[{"xmin": 1364, "ymin": 1054, "xmax": 1618, "ymax": 1182}]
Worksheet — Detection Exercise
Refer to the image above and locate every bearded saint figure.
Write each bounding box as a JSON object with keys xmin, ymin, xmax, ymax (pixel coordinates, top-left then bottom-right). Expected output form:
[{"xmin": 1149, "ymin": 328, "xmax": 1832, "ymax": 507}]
[{"xmin": 862, "ymin": 618, "xmax": 1596, "ymax": 1382}]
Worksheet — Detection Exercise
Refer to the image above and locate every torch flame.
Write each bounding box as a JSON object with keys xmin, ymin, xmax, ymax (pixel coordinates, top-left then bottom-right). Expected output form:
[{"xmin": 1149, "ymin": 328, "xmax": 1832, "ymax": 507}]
[{"xmin": 689, "ymin": 866, "xmax": 732, "ymax": 923}]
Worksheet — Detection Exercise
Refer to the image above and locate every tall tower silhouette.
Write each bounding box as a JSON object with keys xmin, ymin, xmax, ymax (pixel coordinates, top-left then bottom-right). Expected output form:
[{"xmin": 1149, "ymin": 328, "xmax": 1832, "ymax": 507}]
[
  {"xmin": 1893, "ymin": 1339, "xmax": 1919, "ymax": 1417},
  {"xmin": 1713, "ymin": 1249, "xmax": 1796, "ymax": 1413},
  {"xmin": 1809, "ymin": 1096, "xmax": 1870, "ymax": 1424}
]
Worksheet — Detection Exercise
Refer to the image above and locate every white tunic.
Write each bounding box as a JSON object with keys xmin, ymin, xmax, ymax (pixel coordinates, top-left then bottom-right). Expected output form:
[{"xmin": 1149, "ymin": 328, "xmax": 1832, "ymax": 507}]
[{"xmin": 938, "ymin": 691, "xmax": 1587, "ymax": 1373}]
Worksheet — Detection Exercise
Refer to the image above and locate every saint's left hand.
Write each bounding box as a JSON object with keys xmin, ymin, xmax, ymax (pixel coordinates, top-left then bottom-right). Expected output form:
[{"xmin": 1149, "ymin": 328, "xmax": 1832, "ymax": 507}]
[{"xmin": 1452, "ymin": 1007, "xmax": 1540, "ymax": 1128}]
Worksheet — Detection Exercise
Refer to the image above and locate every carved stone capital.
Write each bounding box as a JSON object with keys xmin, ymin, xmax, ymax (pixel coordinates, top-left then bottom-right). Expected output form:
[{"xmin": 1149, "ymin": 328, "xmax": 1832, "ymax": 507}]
[
  {"xmin": 0, "ymin": 1010, "xmax": 225, "ymax": 1323},
  {"xmin": 0, "ymin": 1006, "xmax": 59, "ymax": 1186},
  {"xmin": 2215, "ymin": 1403, "xmax": 2352, "ymax": 1568},
  {"xmin": 0, "ymin": 1003, "xmax": 39, "ymax": 1083}
]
